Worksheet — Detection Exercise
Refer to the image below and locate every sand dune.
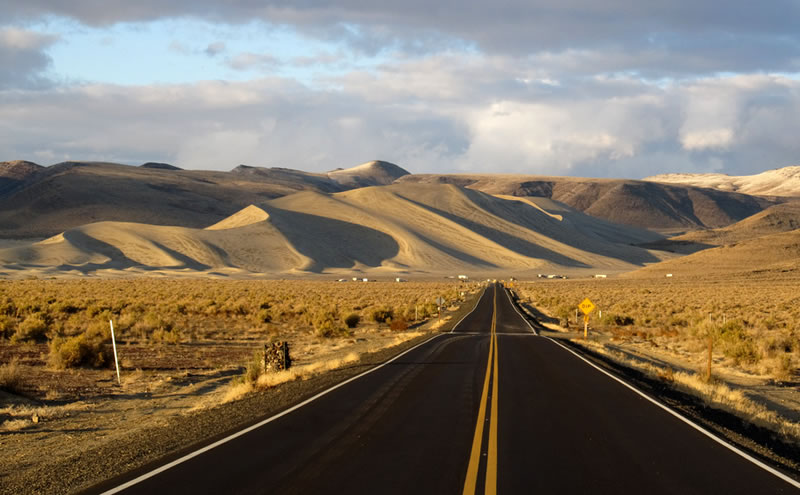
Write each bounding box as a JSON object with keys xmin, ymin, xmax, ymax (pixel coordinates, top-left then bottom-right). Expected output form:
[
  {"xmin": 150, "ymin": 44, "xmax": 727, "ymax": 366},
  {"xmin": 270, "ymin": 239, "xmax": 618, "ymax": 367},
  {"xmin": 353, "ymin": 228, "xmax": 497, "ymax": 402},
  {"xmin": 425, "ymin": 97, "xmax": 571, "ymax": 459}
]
[
  {"xmin": 0, "ymin": 183, "xmax": 675, "ymax": 277},
  {"xmin": 327, "ymin": 160, "xmax": 409, "ymax": 187},
  {"xmin": 206, "ymin": 205, "xmax": 270, "ymax": 230}
]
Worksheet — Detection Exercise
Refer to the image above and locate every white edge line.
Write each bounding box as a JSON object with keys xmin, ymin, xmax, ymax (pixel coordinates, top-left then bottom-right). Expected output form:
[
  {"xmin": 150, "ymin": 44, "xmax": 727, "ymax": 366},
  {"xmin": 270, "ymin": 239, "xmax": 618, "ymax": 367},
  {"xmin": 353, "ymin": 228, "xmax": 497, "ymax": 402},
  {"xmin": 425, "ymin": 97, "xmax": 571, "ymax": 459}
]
[
  {"xmin": 546, "ymin": 337, "xmax": 800, "ymax": 489},
  {"xmin": 502, "ymin": 287, "xmax": 538, "ymax": 335},
  {"xmin": 449, "ymin": 285, "xmax": 488, "ymax": 333},
  {"xmin": 102, "ymin": 333, "xmax": 444, "ymax": 494}
]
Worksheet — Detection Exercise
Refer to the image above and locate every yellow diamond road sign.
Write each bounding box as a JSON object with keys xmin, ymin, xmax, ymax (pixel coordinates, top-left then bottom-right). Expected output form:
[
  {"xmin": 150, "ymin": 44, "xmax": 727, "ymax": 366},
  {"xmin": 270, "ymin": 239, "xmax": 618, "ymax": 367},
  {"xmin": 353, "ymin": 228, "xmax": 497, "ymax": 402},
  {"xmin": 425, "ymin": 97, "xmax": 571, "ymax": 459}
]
[{"xmin": 578, "ymin": 298, "xmax": 595, "ymax": 315}]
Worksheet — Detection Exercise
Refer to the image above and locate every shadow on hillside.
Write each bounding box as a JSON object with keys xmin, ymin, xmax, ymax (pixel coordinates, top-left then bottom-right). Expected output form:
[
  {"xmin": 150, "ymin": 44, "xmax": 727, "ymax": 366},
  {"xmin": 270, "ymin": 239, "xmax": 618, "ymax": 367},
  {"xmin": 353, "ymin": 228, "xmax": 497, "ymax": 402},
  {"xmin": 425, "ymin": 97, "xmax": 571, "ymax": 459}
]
[
  {"xmin": 57, "ymin": 230, "xmax": 217, "ymax": 272},
  {"xmin": 265, "ymin": 207, "xmax": 400, "ymax": 272},
  {"xmin": 398, "ymin": 195, "xmax": 591, "ymax": 267},
  {"xmin": 636, "ymin": 239, "xmax": 713, "ymax": 254}
]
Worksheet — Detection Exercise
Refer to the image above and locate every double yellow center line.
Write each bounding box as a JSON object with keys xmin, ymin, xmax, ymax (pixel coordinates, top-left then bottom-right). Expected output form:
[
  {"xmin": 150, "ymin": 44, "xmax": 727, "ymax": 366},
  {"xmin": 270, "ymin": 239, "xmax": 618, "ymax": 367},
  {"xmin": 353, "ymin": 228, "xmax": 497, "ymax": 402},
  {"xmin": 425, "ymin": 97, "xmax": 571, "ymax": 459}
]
[{"xmin": 463, "ymin": 287, "xmax": 499, "ymax": 495}]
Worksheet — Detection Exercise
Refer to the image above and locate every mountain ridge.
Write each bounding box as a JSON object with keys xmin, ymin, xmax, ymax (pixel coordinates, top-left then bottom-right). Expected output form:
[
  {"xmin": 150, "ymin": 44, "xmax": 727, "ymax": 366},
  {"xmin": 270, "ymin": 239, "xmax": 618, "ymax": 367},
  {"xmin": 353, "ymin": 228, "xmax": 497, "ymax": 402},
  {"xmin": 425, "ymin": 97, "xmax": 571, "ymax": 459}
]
[{"xmin": 645, "ymin": 165, "xmax": 800, "ymax": 197}]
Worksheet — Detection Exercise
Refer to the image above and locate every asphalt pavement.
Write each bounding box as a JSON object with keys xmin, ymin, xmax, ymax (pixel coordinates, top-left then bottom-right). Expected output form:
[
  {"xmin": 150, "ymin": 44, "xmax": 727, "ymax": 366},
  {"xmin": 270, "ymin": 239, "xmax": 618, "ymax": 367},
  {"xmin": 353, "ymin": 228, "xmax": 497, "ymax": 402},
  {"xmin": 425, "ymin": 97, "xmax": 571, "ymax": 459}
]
[{"xmin": 96, "ymin": 283, "xmax": 799, "ymax": 494}]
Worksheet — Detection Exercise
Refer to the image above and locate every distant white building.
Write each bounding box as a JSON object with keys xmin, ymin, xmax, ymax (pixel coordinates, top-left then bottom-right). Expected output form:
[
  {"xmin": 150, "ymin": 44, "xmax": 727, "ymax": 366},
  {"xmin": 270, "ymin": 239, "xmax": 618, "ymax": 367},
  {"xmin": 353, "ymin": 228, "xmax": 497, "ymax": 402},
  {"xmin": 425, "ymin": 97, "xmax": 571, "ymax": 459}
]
[{"xmin": 458, "ymin": 274, "xmax": 469, "ymax": 280}]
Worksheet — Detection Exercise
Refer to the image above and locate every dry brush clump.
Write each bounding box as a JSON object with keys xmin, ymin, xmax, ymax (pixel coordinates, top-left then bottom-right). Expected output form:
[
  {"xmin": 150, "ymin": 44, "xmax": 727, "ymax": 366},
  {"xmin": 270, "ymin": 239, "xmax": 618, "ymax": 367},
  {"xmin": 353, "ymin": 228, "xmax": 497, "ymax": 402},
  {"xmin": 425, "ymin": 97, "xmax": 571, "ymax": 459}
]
[
  {"xmin": 48, "ymin": 321, "xmax": 113, "ymax": 369},
  {"xmin": 0, "ymin": 358, "xmax": 25, "ymax": 394},
  {"xmin": 517, "ymin": 276, "xmax": 800, "ymax": 383},
  {"xmin": 0, "ymin": 279, "xmax": 474, "ymax": 377}
]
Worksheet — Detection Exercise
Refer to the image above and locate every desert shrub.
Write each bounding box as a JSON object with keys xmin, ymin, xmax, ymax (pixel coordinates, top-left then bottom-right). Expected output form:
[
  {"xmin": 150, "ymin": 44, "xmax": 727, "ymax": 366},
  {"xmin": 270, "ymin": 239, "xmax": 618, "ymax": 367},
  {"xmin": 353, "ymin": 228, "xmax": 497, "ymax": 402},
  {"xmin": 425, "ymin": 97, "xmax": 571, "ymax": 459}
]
[
  {"xmin": 0, "ymin": 299, "xmax": 17, "ymax": 317},
  {"xmin": 135, "ymin": 311, "xmax": 176, "ymax": 341},
  {"xmin": 0, "ymin": 358, "xmax": 24, "ymax": 394},
  {"xmin": 227, "ymin": 301, "xmax": 249, "ymax": 316},
  {"xmin": 724, "ymin": 339, "xmax": 761, "ymax": 365},
  {"xmin": 51, "ymin": 301, "xmax": 80, "ymax": 315},
  {"xmin": 313, "ymin": 309, "xmax": 347, "ymax": 338},
  {"xmin": 115, "ymin": 311, "xmax": 140, "ymax": 333},
  {"xmin": 667, "ymin": 315, "xmax": 688, "ymax": 327},
  {"xmin": 0, "ymin": 315, "xmax": 15, "ymax": 339},
  {"xmin": 389, "ymin": 317, "xmax": 408, "ymax": 331},
  {"xmin": 11, "ymin": 314, "xmax": 49, "ymax": 343},
  {"xmin": 370, "ymin": 307, "xmax": 394, "ymax": 324},
  {"xmin": 555, "ymin": 304, "xmax": 573, "ymax": 325},
  {"xmin": 421, "ymin": 302, "xmax": 439, "ymax": 318},
  {"xmin": 243, "ymin": 350, "xmax": 263, "ymax": 384},
  {"xmin": 344, "ymin": 313, "xmax": 361, "ymax": 328},
  {"xmin": 86, "ymin": 303, "xmax": 106, "ymax": 317},
  {"xmin": 255, "ymin": 308, "xmax": 272, "ymax": 324},
  {"xmin": 760, "ymin": 332, "xmax": 795, "ymax": 358},
  {"xmin": 152, "ymin": 326, "xmax": 182, "ymax": 344},
  {"xmin": 48, "ymin": 323, "xmax": 112, "ymax": 369},
  {"xmin": 774, "ymin": 355, "xmax": 795, "ymax": 382},
  {"xmin": 603, "ymin": 314, "xmax": 635, "ymax": 326}
]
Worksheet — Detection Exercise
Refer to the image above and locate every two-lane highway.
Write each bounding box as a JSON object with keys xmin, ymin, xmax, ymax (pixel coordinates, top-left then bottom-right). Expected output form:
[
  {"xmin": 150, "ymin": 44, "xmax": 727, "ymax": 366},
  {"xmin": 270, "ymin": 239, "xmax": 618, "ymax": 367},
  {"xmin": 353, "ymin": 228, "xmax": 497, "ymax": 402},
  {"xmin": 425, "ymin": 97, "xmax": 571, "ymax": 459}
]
[{"xmin": 96, "ymin": 284, "xmax": 798, "ymax": 494}]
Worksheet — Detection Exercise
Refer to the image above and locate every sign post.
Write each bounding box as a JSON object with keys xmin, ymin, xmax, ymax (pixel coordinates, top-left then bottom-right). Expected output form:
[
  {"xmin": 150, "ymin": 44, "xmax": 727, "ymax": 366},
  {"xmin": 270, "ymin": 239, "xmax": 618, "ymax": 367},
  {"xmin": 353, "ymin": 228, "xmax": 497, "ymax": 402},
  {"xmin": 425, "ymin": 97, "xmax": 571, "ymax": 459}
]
[
  {"xmin": 109, "ymin": 320, "xmax": 121, "ymax": 385},
  {"xmin": 436, "ymin": 296, "xmax": 445, "ymax": 319},
  {"xmin": 578, "ymin": 298, "xmax": 596, "ymax": 339}
]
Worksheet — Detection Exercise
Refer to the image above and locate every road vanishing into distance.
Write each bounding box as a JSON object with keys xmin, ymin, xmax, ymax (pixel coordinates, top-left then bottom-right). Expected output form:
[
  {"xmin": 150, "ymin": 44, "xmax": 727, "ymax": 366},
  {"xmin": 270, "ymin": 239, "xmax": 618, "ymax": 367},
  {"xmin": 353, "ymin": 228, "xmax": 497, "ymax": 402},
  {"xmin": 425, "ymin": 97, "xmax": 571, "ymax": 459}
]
[{"xmin": 97, "ymin": 284, "xmax": 798, "ymax": 494}]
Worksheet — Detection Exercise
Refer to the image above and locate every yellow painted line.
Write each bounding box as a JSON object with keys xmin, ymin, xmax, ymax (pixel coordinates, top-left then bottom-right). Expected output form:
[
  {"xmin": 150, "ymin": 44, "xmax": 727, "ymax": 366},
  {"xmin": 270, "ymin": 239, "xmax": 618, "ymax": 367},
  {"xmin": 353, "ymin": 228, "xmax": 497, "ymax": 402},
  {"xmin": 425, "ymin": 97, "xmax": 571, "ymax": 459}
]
[
  {"xmin": 486, "ymin": 330, "xmax": 499, "ymax": 494},
  {"xmin": 463, "ymin": 286, "xmax": 500, "ymax": 495},
  {"xmin": 462, "ymin": 320, "xmax": 493, "ymax": 494}
]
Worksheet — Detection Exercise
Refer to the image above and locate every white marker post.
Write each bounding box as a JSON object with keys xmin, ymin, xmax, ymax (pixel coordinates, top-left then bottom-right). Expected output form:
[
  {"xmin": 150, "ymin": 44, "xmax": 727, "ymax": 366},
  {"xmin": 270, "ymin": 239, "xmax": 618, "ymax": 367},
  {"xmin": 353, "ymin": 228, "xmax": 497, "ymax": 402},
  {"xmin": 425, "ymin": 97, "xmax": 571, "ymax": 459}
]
[{"xmin": 109, "ymin": 319, "xmax": 121, "ymax": 385}]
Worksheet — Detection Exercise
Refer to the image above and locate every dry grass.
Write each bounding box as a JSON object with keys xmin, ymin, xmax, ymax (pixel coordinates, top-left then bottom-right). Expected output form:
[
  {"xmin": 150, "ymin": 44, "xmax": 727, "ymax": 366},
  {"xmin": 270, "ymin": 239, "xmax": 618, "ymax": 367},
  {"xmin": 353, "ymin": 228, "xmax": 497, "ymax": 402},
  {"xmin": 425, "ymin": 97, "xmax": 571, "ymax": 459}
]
[
  {"xmin": 0, "ymin": 358, "xmax": 24, "ymax": 394},
  {"xmin": 0, "ymin": 278, "xmax": 476, "ymax": 420},
  {"xmin": 223, "ymin": 332, "xmax": 425, "ymax": 403},
  {"xmin": 0, "ymin": 279, "xmax": 466, "ymax": 346},
  {"xmin": 517, "ymin": 276, "xmax": 800, "ymax": 382}
]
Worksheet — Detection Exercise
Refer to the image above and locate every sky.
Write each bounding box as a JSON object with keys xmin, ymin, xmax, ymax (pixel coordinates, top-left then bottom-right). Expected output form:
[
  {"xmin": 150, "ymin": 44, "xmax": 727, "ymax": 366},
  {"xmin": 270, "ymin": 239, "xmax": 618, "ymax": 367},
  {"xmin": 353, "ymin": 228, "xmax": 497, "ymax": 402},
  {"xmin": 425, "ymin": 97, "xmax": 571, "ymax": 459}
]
[{"xmin": 1, "ymin": 1, "xmax": 800, "ymax": 178}]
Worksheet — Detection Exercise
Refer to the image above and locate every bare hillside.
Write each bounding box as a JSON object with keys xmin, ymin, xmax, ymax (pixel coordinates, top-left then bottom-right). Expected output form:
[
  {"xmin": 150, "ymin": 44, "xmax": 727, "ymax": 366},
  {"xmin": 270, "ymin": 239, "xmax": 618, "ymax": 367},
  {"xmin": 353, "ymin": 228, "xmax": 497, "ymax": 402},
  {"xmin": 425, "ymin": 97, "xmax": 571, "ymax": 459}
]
[
  {"xmin": 674, "ymin": 201, "xmax": 800, "ymax": 246},
  {"xmin": 0, "ymin": 160, "xmax": 410, "ymax": 238},
  {"xmin": 397, "ymin": 174, "xmax": 776, "ymax": 231},
  {"xmin": 0, "ymin": 160, "xmax": 45, "ymax": 195},
  {"xmin": 645, "ymin": 166, "xmax": 800, "ymax": 197},
  {"xmin": 627, "ymin": 229, "xmax": 800, "ymax": 278}
]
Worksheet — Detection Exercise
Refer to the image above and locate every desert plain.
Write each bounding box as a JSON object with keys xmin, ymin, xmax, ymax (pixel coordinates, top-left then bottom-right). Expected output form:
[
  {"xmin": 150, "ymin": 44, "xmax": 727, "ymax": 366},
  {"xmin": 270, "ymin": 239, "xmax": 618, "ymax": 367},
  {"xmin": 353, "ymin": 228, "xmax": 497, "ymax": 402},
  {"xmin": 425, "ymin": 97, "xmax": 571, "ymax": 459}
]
[{"xmin": 1, "ymin": 159, "xmax": 800, "ymax": 493}]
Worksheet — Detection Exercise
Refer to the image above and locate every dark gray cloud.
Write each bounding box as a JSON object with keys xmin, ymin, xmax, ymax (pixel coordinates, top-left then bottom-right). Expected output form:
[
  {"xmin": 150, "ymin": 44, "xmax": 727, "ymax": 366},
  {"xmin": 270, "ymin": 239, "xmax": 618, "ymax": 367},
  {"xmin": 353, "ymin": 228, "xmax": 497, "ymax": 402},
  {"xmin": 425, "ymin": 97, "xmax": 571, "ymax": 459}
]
[
  {"xmin": 2, "ymin": 2, "xmax": 799, "ymax": 177},
  {"xmin": 0, "ymin": 27, "xmax": 57, "ymax": 89},
  {"xmin": 4, "ymin": 1, "xmax": 800, "ymax": 76}
]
